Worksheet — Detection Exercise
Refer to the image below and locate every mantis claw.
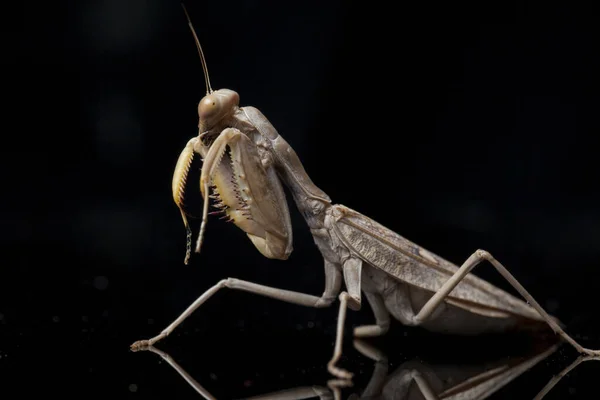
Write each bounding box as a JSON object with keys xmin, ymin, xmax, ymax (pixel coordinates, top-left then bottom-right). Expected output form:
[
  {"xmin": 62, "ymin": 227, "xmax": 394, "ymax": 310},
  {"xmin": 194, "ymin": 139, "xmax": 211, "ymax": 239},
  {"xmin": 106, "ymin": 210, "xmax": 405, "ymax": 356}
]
[
  {"xmin": 130, "ymin": 339, "xmax": 151, "ymax": 352},
  {"xmin": 130, "ymin": 331, "xmax": 168, "ymax": 352}
]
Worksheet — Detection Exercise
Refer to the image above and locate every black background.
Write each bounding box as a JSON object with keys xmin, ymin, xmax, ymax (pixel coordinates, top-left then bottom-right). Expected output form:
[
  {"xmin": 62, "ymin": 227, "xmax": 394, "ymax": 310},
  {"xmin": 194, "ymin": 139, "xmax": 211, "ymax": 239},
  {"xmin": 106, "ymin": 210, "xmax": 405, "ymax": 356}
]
[{"xmin": 2, "ymin": 1, "xmax": 600, "ymax": 398}]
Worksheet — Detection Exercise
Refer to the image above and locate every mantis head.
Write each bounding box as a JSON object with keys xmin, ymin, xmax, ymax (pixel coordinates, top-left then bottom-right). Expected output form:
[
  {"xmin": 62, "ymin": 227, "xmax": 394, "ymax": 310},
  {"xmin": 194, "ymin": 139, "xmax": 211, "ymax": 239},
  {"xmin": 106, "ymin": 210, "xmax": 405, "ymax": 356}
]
[
  {"xmin": 197, "ymin": 89, "xmax": 240, "ymax": 132},
  {"xmin": 173, "ymin": 5, "xmax": 293, "ymax": 265}
]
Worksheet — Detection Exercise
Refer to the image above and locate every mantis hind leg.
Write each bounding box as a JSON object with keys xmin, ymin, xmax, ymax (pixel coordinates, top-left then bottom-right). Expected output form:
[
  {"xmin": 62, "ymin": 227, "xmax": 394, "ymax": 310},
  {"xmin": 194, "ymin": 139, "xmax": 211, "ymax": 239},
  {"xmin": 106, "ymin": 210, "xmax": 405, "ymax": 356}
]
[{"xmin": 411, "ymin": 249, "xmax": 600, "ymax": 356}]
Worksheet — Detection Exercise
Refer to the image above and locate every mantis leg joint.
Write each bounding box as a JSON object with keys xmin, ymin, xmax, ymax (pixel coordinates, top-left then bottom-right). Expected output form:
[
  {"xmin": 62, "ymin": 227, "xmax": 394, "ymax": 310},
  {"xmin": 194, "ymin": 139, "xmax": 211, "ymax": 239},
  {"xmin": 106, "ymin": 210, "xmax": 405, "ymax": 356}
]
[
  {"xmin": 315, "ymin": 295, "xmax": 336, "ymax": 308},
  {"xmin": 475, "ymin": 249, "xmax": 494, "ymax": 261},
  {"xmin": 340, "ymin": 292, "xmax": 361, "ymax": 311}
]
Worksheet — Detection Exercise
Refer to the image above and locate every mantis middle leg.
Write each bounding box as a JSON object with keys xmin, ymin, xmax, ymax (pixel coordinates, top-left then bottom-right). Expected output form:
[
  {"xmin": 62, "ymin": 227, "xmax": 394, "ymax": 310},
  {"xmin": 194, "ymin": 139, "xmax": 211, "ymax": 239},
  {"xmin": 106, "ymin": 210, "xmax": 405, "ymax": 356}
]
[
  {"xmin": 327, "ymin": 257, "xmax": 362, "ymax": 380},
  {"xmin": 353, "ymin": 291, "xmax": 390, "ymax": 338}
]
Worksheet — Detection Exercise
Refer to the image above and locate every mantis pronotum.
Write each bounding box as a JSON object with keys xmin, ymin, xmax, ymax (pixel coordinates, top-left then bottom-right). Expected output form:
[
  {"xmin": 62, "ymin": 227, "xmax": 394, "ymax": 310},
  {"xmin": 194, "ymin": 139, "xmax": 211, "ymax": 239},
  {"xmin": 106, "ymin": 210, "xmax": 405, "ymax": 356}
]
[{"xmin": 131, "ymin": 6, "xmax": 600, "ymax": 380}]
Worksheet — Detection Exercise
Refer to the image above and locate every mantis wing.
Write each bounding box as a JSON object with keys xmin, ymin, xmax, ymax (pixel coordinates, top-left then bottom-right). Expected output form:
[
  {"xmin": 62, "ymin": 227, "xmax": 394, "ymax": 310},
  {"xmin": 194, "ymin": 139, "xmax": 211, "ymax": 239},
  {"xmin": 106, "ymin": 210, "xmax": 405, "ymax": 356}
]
[{"xmin": 329, "ymin": 204, "xmax": 544, "ymax": 321}]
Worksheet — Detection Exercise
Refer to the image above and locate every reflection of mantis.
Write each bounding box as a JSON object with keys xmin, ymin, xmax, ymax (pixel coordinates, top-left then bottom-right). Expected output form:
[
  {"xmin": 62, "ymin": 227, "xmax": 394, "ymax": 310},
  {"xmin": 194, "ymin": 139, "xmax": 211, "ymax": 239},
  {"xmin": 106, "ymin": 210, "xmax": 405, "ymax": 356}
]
[
  {"xmin": 138, "ymin": 339, "xmax": 594, "ymax": 400},
  {"xmin": 130, "ymin": 6, "xmax": 600, "ymax": 379}
]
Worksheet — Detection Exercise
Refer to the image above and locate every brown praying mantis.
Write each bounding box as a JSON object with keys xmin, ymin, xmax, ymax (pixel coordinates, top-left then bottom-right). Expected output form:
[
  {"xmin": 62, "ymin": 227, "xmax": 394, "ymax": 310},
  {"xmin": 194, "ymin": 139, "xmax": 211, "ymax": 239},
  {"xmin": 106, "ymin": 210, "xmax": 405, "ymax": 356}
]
[{"xmin": 130, "ymin": 6, "xmax": 600, "ymax": 380}]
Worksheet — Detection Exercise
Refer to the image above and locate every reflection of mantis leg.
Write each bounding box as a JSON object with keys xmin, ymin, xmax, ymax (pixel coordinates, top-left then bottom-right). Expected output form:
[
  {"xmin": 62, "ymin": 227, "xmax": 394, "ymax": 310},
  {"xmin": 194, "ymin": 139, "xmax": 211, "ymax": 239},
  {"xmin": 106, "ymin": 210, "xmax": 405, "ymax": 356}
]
[
  {"xmin": 145, "ymin": 345, "xmax": 333, "ymax": 400},
  {"xmin": 392, "ymin": 367, "xmax": 440, "ymax": 400},
  {"xmin": 139, "ymin": 338, "xmax": 570, "ymax": 400},
  {"xmin": 353, "ymin": 339, "xmax": 389, "ymax": 398},
  {"xmin": 246, "ymin": 386, "xmax": 333, "ymax": 400},
  {"xmin": 409, "ymin": 250, "xmax": 600, "ymax": 356},
  {"xmin": 144, "ymin": 345, "xmax": 217, "ymax": 400},
  {"xmin": 533, "ymin": 355, "xmax": 600, "ymax": 400},
  {"xmin": 353, "ymin": 338, "xmax": 561, "ymax": 400}
]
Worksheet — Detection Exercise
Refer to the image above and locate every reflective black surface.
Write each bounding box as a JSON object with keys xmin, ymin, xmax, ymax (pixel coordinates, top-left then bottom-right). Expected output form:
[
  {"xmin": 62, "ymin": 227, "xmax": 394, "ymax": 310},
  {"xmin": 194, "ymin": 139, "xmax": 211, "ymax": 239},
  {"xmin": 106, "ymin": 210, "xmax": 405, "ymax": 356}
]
[
  {"xmin": 3, "ymin": 317, "xmax": 599, "ymax": 399},
  {"xmin": 3, "ymin": 1, "xmax": 600, "ymax": 398}
]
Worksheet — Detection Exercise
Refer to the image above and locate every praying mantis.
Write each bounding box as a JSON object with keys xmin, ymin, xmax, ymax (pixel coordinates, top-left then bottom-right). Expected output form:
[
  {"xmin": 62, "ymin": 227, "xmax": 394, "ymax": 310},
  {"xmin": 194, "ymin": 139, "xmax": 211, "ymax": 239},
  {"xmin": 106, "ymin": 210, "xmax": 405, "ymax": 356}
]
[{"xmin": 130, "ymin": 5, "xmax": 600, "ymax": 380}]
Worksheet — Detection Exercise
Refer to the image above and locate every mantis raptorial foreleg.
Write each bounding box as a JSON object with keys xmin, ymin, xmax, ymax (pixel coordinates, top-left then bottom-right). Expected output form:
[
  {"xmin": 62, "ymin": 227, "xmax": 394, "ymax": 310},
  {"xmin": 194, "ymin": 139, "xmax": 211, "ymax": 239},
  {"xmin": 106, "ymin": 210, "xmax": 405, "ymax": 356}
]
[
  {"xmin": 410, "ymin": 249, "xmax": 600, "ymax": 356},
  {"xmin": 130, "ymin": 261, "xmax": 342, "ymax": 351},
  {"xmin": 197, "ymin": 127, "xmax": 292, "ymax": 259}
]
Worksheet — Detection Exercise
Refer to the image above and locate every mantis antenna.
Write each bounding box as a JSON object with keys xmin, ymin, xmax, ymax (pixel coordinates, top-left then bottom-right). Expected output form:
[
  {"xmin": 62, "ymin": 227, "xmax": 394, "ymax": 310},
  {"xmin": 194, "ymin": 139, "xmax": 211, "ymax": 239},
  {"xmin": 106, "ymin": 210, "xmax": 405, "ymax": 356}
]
[
  {"xmin": 181, "ymin": 3, "xmax": 213, "ymax": 95},
  {"xmin": 179, "ymin": 4, "xmax": 214, "ymax": 258}
]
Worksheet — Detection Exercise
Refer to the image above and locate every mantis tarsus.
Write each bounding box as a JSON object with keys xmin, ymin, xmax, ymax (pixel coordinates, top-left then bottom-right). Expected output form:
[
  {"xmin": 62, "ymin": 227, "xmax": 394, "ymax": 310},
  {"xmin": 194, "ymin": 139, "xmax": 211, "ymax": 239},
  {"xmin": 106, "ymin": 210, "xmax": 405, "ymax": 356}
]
[{"xmin": 130, "ymin": 6, "xmax": 600, "ymax": 380}]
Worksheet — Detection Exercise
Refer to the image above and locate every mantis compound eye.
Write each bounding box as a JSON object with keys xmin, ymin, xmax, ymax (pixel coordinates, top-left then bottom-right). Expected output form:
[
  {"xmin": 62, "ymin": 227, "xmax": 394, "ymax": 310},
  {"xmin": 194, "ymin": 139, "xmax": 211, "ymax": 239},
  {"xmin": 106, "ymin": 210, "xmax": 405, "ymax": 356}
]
[{"xmin": 198, "ymin": 94, "xmax": 220, "ymax": 120}]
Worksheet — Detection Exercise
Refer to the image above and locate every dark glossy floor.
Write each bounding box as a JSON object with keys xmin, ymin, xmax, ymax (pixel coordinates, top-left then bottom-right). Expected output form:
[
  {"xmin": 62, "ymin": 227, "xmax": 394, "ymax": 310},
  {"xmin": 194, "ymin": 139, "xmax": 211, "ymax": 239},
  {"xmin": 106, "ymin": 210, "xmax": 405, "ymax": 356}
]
[{"xmin": 2, "ymin": 301, "xmax": 598, "ymax": 399}]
